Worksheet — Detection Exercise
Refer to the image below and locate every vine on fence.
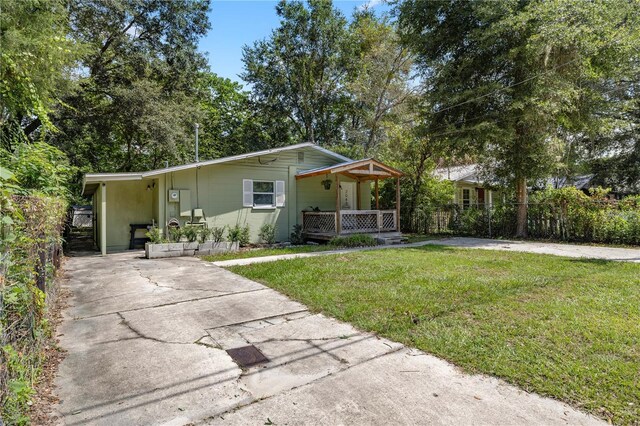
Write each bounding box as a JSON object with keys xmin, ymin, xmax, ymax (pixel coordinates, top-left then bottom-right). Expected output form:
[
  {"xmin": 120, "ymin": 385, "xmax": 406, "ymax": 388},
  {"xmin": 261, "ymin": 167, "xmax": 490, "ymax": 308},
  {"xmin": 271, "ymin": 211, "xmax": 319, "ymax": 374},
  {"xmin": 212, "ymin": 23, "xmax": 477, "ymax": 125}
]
[{"xmin": 1, "ymin": 190, "xmax": 67, "ymax": 424}]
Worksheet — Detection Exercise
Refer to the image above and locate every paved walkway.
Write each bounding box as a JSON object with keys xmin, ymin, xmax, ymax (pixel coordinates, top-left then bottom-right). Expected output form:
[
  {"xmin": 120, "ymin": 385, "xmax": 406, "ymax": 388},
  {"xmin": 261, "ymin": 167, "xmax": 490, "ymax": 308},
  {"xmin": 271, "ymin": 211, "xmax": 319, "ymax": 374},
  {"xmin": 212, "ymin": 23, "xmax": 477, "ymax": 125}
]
[
  {"xmin": 53, "ymin": 251, "xmax": 603, "ymax": 425},
  {"xmin": 214, "ymin": 237, "xmax": 640, "ymax": 266}
]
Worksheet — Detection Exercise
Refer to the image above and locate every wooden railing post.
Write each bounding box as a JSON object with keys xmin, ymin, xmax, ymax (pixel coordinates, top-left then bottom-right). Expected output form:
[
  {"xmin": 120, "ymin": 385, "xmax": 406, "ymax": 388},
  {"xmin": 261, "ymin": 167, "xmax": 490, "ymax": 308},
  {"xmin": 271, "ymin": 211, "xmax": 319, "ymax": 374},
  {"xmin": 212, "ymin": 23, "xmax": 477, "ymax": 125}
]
[
  {"xmin": 395, "ymin": 176, "xmax": 401, "ymax": 231},
  {"xmin": 335, "ymin": 174, "xmax": 341, "ymax": 234}
]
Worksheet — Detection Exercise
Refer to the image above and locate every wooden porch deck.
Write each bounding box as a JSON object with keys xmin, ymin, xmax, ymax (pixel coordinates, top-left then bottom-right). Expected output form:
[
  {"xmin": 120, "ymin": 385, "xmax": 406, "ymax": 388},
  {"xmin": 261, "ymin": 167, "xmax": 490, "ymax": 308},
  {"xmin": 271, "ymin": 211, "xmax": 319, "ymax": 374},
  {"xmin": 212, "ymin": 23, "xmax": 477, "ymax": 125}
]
[{"xmin": 303, "ymin": 210, "xmax": 401, "ymax": 242}]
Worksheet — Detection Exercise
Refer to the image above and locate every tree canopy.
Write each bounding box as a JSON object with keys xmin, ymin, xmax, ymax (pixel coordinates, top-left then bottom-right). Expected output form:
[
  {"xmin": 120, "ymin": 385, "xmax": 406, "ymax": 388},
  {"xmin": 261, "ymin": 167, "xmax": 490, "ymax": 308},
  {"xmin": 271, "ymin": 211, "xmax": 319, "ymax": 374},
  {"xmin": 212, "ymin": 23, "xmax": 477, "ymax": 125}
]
[
  {"xmin": 0, "ymin": 0, "xmax": 638, "ymax": 215},
  {"xmin": 397, "ymin": 0, "xmax": 640, "ymax": 235}
]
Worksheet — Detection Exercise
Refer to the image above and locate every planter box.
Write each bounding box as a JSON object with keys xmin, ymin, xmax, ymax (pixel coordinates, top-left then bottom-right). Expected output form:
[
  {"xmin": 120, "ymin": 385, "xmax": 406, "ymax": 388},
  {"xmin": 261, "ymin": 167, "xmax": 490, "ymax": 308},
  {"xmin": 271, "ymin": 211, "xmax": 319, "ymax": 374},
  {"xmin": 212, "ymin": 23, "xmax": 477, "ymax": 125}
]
[
  {"xmin": 183, "ymin": 242, "xmax": 199, "ymax": 250},
  {"xmin": 145, "ymin": 241, "xmax": 239, "ymax": 259}
]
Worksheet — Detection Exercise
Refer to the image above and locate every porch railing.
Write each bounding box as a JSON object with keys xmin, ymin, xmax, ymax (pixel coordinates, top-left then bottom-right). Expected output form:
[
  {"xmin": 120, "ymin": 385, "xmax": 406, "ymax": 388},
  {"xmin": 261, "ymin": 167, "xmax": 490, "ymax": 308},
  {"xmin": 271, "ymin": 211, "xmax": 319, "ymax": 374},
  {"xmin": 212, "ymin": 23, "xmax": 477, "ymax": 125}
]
[
  {"xmin": 302, "ymin": 210, "xmax": 397, "ymax": 235},
  {"xmin": 302, "ymin": 211, "xmax": 337, "ymax": 234}
]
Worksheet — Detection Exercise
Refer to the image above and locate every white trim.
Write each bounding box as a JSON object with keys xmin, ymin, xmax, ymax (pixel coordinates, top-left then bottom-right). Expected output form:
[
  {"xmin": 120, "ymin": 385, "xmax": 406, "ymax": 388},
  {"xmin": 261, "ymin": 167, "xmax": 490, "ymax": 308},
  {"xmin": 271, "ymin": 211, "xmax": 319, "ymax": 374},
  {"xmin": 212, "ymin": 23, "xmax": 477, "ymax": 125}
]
[
  {"xmin": 251, "ymin": 180, "xmax": 278, "ymax": 208},
  {"xmin": 85, "ymin": 173, "xmax": 144, "ymax": 182}
]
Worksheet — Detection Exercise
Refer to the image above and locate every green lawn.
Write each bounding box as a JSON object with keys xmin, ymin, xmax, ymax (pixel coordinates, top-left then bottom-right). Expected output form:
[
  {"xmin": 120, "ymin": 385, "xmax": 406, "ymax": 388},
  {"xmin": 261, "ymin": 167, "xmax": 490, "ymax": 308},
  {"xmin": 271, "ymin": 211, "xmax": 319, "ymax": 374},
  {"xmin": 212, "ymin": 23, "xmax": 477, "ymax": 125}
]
[
  {"xmin": 201, "ymin": 244, "xmax": 334, "ymax": 262},
  {"xmin": 228, "ymin": 246, "xmax": 640, "ymax": 424}
]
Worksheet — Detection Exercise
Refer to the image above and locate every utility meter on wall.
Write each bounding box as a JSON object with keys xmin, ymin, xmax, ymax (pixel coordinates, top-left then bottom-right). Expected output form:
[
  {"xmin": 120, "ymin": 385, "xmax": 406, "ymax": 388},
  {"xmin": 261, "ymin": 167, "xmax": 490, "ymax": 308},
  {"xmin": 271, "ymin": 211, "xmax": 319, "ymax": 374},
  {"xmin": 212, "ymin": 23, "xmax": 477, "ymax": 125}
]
[{"xmin": 168, "ymin": 189, "xmax": 180, "ymax": 202}]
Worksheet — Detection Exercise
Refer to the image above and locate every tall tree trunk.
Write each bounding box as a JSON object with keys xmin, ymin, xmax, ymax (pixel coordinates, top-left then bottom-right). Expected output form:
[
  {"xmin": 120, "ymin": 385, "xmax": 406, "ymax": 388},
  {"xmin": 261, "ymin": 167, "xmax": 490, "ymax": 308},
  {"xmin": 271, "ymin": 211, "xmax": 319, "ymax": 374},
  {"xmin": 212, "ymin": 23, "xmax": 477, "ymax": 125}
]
[
  {"xmin": 407, "ymin": 146, "xmax": 430, "ymax": 218},
  {"xmin": 515, "ymin": 176, "xmax": 528, "ymax": 237}
]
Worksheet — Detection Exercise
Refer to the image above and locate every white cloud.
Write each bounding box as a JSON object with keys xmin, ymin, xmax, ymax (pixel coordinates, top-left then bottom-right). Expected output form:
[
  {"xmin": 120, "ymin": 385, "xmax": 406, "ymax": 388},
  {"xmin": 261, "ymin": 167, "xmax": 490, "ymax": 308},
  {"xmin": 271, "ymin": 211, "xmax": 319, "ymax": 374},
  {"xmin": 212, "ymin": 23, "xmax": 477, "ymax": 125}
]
[{"xmin": 358, "ymin": 0, "xmax": 384, "ymax": 11}]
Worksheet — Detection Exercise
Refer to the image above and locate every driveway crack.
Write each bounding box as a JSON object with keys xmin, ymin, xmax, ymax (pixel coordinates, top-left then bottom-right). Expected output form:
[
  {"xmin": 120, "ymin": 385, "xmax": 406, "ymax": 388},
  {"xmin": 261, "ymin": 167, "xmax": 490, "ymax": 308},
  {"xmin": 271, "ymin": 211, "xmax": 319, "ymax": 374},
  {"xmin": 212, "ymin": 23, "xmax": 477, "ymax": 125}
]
[
  {"xmin": 132, "ymin": 265, "xmax": 229, "ymax": 293},
  {"xmin": 116, "ymin": 312, "xmax": 191, "ymax": 346}
]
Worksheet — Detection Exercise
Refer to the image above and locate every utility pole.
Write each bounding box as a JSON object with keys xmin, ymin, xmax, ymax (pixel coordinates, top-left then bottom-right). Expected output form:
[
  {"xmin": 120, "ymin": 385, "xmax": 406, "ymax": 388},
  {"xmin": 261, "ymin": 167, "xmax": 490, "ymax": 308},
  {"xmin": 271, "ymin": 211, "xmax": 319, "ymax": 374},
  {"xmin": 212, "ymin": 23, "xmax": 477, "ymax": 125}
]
[{"xmin": 195, "ymin": 123, "xmax": 200, "ymax": 162}]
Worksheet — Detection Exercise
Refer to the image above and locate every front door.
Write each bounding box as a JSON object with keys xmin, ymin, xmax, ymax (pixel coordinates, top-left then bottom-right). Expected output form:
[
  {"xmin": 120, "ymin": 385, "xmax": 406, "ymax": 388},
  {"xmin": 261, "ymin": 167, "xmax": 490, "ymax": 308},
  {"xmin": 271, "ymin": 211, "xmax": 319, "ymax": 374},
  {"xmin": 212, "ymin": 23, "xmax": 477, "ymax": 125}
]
[
  {"xmin": 477, "ymin": 188, "xmax": 485, "ymax": 207},
  {"xmin": 340, "ymin": 182, "xmax": 356, "ymax": 210}
]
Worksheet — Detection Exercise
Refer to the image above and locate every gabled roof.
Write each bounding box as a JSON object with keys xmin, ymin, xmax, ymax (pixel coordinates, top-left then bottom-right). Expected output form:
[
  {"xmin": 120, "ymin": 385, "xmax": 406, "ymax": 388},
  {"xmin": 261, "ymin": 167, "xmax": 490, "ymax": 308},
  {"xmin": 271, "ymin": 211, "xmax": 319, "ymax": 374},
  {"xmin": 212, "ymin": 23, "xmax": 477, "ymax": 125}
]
[
  {"xmin": 540, "ymin": 174, "xmax": 594, "ymax": 190},
  {"xmin": 434, "ymin": 164, "xmax": 482, "ymax": 184},
  {"xmin": 83, "ymin": 143, "xmax": 351, "ymax": 195},
  {"xmin": 296, "ymin": 158, "xmax": 403, "ymax": 180}
]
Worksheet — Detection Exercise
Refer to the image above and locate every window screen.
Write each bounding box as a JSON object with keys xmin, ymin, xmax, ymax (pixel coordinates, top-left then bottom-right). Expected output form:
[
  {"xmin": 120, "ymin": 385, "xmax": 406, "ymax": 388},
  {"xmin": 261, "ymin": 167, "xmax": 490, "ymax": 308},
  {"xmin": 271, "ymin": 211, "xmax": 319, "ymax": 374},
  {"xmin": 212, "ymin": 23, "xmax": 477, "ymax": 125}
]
[
  {"xmin": 462, "ymin": 189, "xmax": 471, "ymax": 209},
  {"xmin": 253, "ymin": 181, "xmax": 274, "ymax": 206}
]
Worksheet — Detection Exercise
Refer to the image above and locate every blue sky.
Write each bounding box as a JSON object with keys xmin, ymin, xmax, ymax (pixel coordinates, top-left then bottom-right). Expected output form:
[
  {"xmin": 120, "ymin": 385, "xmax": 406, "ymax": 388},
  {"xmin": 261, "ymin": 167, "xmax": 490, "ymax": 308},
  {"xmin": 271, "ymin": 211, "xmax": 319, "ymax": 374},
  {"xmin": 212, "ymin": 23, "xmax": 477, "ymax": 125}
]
[{"xmin": 199, "ymin": 0, "xmax": 390, "ymax": 85}]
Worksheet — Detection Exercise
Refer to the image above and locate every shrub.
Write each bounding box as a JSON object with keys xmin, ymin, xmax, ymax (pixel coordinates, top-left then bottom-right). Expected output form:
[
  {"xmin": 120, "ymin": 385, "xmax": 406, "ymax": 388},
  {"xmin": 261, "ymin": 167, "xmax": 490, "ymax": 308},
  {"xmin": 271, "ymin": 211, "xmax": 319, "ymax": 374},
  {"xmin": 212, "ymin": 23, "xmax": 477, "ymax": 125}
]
[
  {"xmin": 239, "ymin": 225, "xmax": 250, "ymax": 246},
  {"xmin": 145, "ymin": 226, "xmax": 166, "ymax": 243},
  {"xmin": 228, "ymin": 224, "xmax": 250, "ymax": 246},
  {"xmin": 259, "ymin": 223, "xmax": 277, "ymax": 244},
  {"xmin": 208, "ymin": 226, "xmax": 225, "ymax": 243},
  {"xmin": 182, "ymin": 225, "xmax": 200, "ymax": 242},
  {"xmin": 329, "ymin": 234, "xmax": 377, "ymax": 248},
  {"xmin": 168, "ymin": 227, "xmax": 183, "ymax": 243},
  {"xmin": 290, "ymin": 224, "xmax": 305, "ymax": 245}
]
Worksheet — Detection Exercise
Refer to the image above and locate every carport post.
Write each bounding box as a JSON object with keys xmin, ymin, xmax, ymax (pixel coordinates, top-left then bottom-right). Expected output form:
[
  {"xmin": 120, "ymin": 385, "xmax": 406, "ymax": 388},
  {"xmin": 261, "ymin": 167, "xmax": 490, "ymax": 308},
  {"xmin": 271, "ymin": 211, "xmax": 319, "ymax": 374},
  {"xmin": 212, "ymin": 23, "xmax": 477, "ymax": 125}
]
[{"xmin": 101, "ymin": 182, "xmax": 107, "ymax": 255}]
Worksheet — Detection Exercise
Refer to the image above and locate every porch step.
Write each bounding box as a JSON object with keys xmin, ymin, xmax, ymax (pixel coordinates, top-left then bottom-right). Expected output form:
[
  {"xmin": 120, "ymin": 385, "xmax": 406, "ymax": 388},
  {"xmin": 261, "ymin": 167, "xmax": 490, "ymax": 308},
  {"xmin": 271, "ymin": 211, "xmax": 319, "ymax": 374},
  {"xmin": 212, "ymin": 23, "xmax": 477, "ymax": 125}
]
[{"xmin": 374, "ymin": 233, "xmax": 407, "ymax": 245}]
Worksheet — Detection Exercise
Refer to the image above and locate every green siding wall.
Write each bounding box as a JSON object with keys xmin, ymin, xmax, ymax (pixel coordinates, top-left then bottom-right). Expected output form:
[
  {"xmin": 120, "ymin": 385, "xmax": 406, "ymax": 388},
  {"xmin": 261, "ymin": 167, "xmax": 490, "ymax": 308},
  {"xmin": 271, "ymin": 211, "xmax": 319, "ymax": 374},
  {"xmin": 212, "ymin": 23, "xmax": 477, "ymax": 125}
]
[
  {"xmin": 97, "ymin": 146, "xmax": 380, "ymax": 250},
  {"xmin": 159, "ymin": 146, "xmax": 343, "ymax": 242},
  {"xmin": 99, "ymin": 180, "xmax": 155, "ymax": 251}
]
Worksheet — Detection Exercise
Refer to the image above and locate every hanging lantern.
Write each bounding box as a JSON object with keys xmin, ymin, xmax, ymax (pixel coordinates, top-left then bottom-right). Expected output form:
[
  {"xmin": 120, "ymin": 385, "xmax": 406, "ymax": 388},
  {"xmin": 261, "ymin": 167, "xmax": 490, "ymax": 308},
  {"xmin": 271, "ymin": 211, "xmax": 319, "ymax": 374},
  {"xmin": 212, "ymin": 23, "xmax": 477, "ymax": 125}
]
[{"xmin": 321, "ymin": 175, "xmax": 332, "ymax": 190}]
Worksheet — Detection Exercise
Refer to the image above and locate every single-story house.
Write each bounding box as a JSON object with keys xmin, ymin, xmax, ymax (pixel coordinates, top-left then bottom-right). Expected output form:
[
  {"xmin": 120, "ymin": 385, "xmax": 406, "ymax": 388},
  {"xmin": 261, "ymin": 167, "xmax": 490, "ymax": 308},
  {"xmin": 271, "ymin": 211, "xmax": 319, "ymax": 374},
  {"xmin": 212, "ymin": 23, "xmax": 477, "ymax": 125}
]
[
  {"xmin": 433, "ymin": 164, "xmax": 494, "ymax": 209},
  {"xmin": 82, "ymin": 143, "xmax": 403, "ymax": 254},
  {"xmin": 434, "ymin": 164, "xmax": 605, "ymax": 208}
]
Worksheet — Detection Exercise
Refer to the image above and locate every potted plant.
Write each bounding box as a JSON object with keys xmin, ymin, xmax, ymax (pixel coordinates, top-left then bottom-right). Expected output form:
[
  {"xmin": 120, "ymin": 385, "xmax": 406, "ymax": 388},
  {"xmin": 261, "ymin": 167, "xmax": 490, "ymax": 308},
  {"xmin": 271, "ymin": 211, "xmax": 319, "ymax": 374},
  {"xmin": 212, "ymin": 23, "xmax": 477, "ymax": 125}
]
[{"xmin": 321, "ymin": 178, "xmax": 332, "ymax": 190}]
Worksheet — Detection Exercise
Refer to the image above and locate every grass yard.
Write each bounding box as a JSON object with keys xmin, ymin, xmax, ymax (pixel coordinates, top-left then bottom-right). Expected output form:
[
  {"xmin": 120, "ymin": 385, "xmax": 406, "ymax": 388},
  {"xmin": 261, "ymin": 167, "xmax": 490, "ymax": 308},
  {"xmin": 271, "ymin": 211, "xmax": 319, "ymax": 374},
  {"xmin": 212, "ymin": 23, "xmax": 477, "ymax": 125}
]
[
  {"xmin": 229, "ymin": 246, "xmax": 640, "ymax": 424},
  {"xmin": 201, "ymin": 244, "xmax": 334, "ymax": 262}
]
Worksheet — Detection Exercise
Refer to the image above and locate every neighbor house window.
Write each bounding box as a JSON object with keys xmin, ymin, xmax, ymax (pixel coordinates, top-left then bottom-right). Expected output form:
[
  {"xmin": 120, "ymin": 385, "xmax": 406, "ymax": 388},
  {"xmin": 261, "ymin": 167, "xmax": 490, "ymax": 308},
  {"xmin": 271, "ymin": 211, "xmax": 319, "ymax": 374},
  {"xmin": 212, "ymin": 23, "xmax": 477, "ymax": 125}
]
[
  {"xmin": 462, "ymin": 189, "xmax": 470, "ymax": 209},
  {"xmin": 252, "ymin": 181, "xmax": 275, "ymax": 206},
  {"xmin": 243, "ymin": 179, "xmax": 285, "ymax": 208}
]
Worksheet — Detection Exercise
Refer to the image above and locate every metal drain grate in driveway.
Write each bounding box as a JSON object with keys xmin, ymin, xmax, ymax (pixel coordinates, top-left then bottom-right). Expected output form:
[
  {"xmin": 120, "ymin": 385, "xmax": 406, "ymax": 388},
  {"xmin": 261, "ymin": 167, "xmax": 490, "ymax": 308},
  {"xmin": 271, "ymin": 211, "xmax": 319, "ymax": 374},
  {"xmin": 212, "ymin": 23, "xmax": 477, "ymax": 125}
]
[{"xmin": 226, "ymin": 345, "xmax": 269, "ymax": 367}]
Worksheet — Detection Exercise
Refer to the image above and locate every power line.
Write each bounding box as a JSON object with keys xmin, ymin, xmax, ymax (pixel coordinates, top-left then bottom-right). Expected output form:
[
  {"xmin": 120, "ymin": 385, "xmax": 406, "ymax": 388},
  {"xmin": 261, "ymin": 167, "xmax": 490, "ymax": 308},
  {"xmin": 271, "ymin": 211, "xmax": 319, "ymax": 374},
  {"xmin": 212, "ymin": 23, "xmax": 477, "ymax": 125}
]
[{"xmin": 428, "ymin": 32, "xmax": 635, "ymax": 117}]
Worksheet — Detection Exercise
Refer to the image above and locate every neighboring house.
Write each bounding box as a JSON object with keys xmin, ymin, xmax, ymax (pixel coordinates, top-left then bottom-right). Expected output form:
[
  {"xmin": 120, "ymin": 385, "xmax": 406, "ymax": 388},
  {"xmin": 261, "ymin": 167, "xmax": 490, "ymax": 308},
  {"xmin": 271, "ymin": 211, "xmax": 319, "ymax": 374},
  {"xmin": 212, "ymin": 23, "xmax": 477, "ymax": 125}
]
[
  {"xmin": 537, "ymin": 175, "xmax": 595, "ymax": 193},
  {"xmin": 435, "ymin": 164, "xmax": 603, "ymax": 208},
  {"xmin": 82, "ymin": 143, "xmax": 403, "ymax": 254},
  {"xmin": 433, "ymin": 164, "xmax": 494, "ymax": 209}
]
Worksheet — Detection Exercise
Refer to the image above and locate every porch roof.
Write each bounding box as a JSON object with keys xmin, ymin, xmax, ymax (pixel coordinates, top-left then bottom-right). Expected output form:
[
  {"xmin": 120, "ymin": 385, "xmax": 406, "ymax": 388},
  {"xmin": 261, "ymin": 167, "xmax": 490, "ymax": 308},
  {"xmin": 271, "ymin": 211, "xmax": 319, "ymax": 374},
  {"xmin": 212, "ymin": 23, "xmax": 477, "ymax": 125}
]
[{"xmin": 296, "ymin": 158, "xmax": 403, "ymax": 181}]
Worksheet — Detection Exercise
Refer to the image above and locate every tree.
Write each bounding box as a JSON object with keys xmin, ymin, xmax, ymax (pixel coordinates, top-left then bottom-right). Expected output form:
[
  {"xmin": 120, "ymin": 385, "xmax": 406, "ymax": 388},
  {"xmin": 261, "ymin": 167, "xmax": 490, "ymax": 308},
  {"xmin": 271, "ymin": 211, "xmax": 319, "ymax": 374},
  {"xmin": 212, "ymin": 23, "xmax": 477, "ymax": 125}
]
[
  {"xmin": 242, "ymin": 0, "xmax": 350, "ymax": 145},
  {"xmin": 49, "ymin": 0, "xmax": 211, "ymax": 174},
  {"xmin": 196, "ymin": 72, "xmax": 294, "ymax": 159},
  {"xmin": 397, "ymin": 0, "xmax": 639, "ymax": 236},
  {"xmin": 587, "ymin": 71, "xmax": 640, "ymax": 194},
  {"xmin": 0, "ymin": 0, "xmax": 76, "ymax": 146},
  {"xmin": 345, "ymin": 11, "xmax": 415, "ymax": 156}
]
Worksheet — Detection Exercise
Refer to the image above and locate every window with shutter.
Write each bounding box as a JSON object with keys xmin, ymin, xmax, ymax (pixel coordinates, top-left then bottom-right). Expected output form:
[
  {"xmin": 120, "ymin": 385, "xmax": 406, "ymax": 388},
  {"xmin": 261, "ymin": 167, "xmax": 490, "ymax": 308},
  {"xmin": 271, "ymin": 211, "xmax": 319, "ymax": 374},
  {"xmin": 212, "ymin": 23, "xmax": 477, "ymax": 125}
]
[
  {"xmin": 242, "ymin": 179, "xmax": 253, "ymax": 207},
  {"xmin": 243, "ymin": 179, "xmax": 286, "ymax": 208},
  {"xmin": 275, "ymin": 181, "xmax": 285, "ymax": 207}
]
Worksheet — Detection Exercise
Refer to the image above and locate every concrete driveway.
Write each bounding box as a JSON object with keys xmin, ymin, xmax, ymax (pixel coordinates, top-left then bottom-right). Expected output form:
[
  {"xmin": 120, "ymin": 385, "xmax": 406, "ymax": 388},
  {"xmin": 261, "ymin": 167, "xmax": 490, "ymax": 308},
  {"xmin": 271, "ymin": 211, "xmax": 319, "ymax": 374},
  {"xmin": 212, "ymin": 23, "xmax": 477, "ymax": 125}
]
[{"xmin": 54, "ymin": 251, "xmax": 603, "ymax": 425}]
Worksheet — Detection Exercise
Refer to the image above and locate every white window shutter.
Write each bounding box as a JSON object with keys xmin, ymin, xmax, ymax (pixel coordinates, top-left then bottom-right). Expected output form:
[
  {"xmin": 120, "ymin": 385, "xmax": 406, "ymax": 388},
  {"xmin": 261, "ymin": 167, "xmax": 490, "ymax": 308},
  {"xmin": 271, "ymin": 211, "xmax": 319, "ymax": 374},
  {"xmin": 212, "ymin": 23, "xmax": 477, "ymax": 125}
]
[
  {"xmin": 243, "ymin": 179, "xmax": 253, "ymax": 207},
  {"xmin": 275, "ymin": 180, "xmax": 285, "ymax": 207}
]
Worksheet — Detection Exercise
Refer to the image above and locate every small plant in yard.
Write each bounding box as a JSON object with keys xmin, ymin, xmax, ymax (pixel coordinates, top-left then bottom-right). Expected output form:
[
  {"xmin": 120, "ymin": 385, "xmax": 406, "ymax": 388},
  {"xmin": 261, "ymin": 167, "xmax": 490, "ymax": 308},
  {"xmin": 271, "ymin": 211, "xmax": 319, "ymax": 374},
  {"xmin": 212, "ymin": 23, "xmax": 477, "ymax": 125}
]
[
  {"xmin": 145, "ymin": 226, "xmax": 166, "ymax": 243},
  {"xmin": 182, "ymin": 225, "xmax": 203, "ymax": 243},
  {"xmin": 259, "ymin": 223, "xmax": 277, "ymax": 244},
  {"xmin": 239, "ymin": 225, "xmax": 250, "ymax": 246},
  {"xmin": 168, "ymin": 227, "xmax": 184, "ymax": 243},
  {"xmin": 228, "ymin": 224, "xmax": 250, "ymax": 246},
  {"xmin": 182, "ymin": 225, "xmax": 200, "ymax": 242},
  {"xmin": 329, "ymin": 234, "xmax": 377, "ymax": 248},
  {"xmin": 290, "ymin": 224, "xmax": 305, "ymax": 245},
  {"xmin": 210, "ymin": 226, "xmax": 225, "ymax": 242}
]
